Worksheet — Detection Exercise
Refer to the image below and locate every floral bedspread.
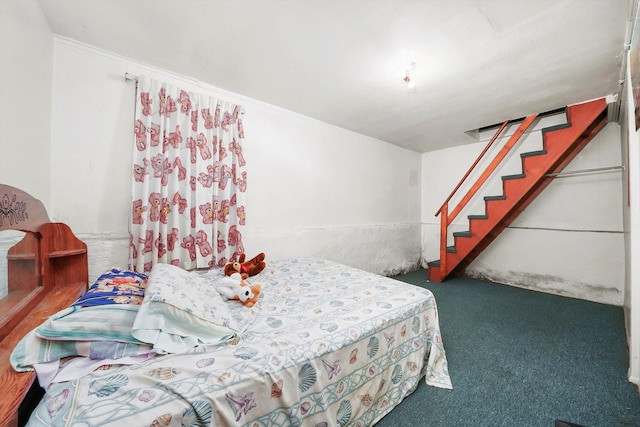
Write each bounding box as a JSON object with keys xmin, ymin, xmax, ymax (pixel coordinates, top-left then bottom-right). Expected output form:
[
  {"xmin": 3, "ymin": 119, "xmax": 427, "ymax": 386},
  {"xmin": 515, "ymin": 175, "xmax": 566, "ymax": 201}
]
[{"xmin": 27, "ymin": 258, "xmax": 451, "ymax": 427}]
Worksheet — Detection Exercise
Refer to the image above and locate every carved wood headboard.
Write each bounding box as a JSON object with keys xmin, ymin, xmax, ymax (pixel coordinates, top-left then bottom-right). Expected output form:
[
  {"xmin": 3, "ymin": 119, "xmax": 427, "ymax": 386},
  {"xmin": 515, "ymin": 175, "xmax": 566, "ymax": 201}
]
[
  {"xmin": 0, "ymin": 184, "xmax": 88, "ymax": 427},
  {"xmin": 0, "ymin": 184, "xmax": 51, "ymax": 233}
]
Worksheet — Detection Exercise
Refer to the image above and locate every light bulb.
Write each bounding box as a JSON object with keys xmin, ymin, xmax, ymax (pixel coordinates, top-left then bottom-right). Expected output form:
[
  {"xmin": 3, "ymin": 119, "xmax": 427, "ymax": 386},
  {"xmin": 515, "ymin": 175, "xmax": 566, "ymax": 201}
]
[{"xmin": 401, "ymin": 61, "xmax": 417, "ymax": 93}]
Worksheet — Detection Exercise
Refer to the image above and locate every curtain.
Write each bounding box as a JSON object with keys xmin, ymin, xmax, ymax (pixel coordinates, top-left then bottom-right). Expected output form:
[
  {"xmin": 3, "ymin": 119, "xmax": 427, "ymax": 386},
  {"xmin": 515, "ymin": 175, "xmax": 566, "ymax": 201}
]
[{"xmin": 129, "ymin": 76, "xmax": 247, "ymax": 273}]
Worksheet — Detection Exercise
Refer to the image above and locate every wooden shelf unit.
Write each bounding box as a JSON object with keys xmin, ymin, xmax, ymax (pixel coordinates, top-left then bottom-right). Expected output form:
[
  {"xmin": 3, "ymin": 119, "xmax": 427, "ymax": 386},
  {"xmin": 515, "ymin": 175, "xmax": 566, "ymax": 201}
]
[
  {"xmin": 0, "ymin": 184, "xmax": 89, "ymax": 427},
  {"xmin": 1, "ymin": 223, "xmax": 88, "ymax": 342},
  {"xmin": 38, "ymin": 222, "xmax": 88, "ymax": 291}
]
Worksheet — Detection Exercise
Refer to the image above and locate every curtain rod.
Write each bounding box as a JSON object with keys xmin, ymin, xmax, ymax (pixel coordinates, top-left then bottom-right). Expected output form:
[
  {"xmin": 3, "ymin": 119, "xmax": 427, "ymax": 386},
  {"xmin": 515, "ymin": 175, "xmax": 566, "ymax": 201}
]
[
  {"xmin": 544, "ymin": 165, "xmax": 624, "ymax": 178},
  {"xmin": 125, "ymin": 72, "xmax": 139, "ymax": 83},
  {"xmin": 122, "ymin": 72, "xmax": 245, "ymax": 114}
]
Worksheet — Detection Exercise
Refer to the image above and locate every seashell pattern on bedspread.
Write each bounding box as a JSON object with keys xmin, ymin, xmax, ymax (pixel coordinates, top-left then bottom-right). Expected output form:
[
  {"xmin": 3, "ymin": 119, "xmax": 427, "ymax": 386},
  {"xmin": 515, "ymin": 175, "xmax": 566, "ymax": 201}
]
[{"xmin": 26, "ymin": 258, "xmax": 451, "ymax": 427}]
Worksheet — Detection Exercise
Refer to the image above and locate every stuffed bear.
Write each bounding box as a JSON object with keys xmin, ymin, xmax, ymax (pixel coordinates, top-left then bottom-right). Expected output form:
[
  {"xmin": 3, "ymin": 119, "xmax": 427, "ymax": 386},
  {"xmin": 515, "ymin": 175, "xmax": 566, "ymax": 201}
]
[
  {"xmin": 216, "ymin": 272, "xmax": 262, "ymax": 307},
  {"xmin": 224, "ymin": 252, "xmax": 266, "ymax": 279}
]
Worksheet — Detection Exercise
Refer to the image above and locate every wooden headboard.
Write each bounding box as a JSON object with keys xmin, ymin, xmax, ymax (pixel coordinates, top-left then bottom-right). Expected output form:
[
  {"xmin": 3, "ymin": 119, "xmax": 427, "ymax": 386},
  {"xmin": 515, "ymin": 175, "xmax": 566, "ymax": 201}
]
[{"xmin": 0, "ymin": 184, "xmax": 89, "ymax": 427}]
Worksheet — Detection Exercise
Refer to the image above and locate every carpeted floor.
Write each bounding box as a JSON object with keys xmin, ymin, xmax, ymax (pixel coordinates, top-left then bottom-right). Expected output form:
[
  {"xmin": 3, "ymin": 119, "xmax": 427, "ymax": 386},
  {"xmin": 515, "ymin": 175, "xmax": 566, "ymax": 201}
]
[{"xmin": 374, "ymin": 269, "xmax": 640, "ymax": 427}]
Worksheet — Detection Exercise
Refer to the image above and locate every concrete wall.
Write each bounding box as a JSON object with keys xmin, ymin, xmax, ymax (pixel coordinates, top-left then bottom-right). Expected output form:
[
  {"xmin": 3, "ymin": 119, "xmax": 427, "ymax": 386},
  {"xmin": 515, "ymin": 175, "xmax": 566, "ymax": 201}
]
[
  {"xmin": 422, "ymin": 114, "xmax": 624, "ymax": 305},
  {"xmin": 47, "ymin": 38, "xmax": 423, "ymax": 282}
]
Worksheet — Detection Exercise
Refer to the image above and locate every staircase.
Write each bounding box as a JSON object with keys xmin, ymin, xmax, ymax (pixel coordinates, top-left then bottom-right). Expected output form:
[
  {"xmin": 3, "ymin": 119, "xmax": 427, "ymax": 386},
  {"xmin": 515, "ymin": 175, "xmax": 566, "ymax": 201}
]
[{"xmin": 428, "ymin": 98, "xmax": 608, "ymax": 282}]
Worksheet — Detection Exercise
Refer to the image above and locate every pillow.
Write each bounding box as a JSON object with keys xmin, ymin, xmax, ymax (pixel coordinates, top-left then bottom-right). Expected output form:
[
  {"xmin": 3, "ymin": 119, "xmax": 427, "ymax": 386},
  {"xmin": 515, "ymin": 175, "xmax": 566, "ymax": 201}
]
[
  {"xmin": 132, "ymin": 263, "xmax": 240, "ymax": 353},
  {"xmin": 35, "ymin": 304, "xmax": 144, "ymax": 344},
  {"xmin": 11, "ymin": 328, "xmax": 154, "ymax": 372},
  {"xmin": 73, "ymin": 267, "xmax": 148, "ymax": 307}
]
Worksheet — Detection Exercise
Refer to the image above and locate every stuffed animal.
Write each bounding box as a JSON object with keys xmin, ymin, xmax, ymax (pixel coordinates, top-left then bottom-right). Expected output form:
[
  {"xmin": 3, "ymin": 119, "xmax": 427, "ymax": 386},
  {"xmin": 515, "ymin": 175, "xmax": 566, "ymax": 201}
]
[
  {"xmin": 216, "ymin": 272, "xmax": 262, "ymax": 307},
  {"xmin": 242, "ymin": 283, "xmax": 262, "ymax": 307},
  {"xmin": 224, "ymin": 252, "xmax": 266, "ymax": 279}
]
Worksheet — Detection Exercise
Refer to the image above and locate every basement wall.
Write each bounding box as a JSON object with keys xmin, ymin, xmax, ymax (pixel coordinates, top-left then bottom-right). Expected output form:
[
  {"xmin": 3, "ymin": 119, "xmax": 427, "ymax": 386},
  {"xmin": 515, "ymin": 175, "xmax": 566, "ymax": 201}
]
[
  {"xmin": 0, "ymin": 0, "xmax": 52, "ymax": 202},
  {"xmin": 40, "ymin": 37, "xmax": 422, "ymax": 282},
  {"xmin": 421, "ymin": 117, "xmax": 624, "ymax": 306},
  {"xmin": 0, "ymin": 0, "xmax": 53, "ymax": 298},
  {"xmin": 622, "ymin": 48, "xmax": 640, "ymax": 388}
]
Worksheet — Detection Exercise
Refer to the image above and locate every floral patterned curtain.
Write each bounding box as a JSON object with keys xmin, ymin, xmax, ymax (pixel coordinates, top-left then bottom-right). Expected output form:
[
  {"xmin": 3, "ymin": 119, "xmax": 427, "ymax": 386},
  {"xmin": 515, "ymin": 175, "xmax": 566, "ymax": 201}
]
[{"xmin": 129, "ymin": 76, "xmax": 247, "ymax": 273}]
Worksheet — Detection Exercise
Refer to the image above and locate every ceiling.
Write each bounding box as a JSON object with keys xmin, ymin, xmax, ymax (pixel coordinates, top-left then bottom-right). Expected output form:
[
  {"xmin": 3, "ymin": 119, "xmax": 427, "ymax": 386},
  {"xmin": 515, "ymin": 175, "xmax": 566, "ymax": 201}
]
[{"xmin": 37, "ymin": 0, "xmax": 631, "ymax": 153}]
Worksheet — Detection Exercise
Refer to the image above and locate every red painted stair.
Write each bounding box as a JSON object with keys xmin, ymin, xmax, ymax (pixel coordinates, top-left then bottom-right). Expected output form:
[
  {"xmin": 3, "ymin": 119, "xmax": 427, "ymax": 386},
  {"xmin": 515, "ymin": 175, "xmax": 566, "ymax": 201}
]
[{"xmin": 428, "ymin": 98, "xmax": 608, "ymax": 282}]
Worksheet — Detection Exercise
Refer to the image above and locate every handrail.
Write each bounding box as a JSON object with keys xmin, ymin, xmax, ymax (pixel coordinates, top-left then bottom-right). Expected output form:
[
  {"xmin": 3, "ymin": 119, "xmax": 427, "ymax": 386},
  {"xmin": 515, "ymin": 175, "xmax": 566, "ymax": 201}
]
[
  {"xmin": 435, "ymin": 120, "xmax": 509, "ymax": 217},
  {"xmin": 446, "ymin": 114, "xmax": 538, "ymax": 224}
]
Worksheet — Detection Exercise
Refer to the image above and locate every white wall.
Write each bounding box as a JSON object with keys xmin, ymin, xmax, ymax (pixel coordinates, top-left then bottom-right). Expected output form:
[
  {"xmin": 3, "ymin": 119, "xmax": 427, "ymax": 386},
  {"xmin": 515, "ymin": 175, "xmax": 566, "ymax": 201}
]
[
  {"xmin": 622, "ymin": 49, "xmax": 640, "ymax": 388},
  {"xmin": 422, "ymin": 113, "xmax": 625, "ymax": 305},
  {"xmin": 0, "ymin": 0, "xmax": 52, "ymax": 200},
  {"xmin": 244, "ymin": 99, "xmax": 422, "ymax": 274},
  {"xmin": 47, "ymin": 38, "xmax": 423, "ymax": 282},
  {"xmin": 0, "ymin": 0, "xmax": 53, "ymax": 297}
]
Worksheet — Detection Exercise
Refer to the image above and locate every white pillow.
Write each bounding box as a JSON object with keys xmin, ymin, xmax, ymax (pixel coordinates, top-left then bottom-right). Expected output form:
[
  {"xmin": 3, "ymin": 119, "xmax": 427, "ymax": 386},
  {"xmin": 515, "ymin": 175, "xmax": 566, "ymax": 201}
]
[{"xmin": 132, "ymin": 263, "xmax": 240, "ymax": 353}]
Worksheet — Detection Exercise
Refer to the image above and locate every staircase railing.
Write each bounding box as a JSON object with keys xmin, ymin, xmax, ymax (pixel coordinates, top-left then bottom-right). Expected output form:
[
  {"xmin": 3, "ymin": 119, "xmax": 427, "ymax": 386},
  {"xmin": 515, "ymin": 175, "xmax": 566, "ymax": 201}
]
[{"xmin": 434, "ymin": 114, "xmax": 538, "ymax": 277}]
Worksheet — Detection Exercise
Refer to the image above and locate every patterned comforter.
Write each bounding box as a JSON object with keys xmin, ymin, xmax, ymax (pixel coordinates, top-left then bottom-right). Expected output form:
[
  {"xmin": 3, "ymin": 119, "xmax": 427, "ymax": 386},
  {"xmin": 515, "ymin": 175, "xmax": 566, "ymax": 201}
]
[{"xmin": 26, "ymin": 258, "xmax": 451, "ymax": 426}]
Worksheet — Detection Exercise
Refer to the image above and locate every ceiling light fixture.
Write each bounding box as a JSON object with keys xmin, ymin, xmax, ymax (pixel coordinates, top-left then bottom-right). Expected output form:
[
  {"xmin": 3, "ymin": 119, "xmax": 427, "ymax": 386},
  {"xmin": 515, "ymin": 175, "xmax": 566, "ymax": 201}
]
[{"xmin": 402, "ymin": 61, "xmax": 417, "ymax": 94}]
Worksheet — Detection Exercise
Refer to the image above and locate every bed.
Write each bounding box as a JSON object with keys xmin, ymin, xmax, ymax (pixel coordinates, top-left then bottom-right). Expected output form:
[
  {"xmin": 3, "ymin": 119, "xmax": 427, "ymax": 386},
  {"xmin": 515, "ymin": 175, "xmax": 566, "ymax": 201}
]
[{"xmin": 2, "ymin": 189, "xmax": 451, "ymax": 427}]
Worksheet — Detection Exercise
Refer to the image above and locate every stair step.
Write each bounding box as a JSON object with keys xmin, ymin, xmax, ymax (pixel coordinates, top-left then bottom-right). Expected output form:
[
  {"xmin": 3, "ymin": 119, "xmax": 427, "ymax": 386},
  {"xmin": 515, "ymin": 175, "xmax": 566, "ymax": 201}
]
[
  {"xmin": 453, "ymin": 231, "xmax": 472, "ymax": 238},
  {"xmin": 520, "ymin": 149, "xmax": 547, "ymax": 158},
  {"xmin": 427, "ymin": 260, "xmax": 443, "ymax": 282},
  {"xmin": 484, "ymin": 195, "xmax": 506, "ymax": 201},
  {"xmin": 541, "ymin": 123, "xmax": 571, "ymax": 134},
  {"xmin": 468, "ymin": 214, "xmax": 488, "ymax": 220},
  {"xmin": 446, "ymin": 245, "xmax": 456, "ymax": 253},
  {"xmin": 468, "ymin": 216, "xmax": 495, "ymax": 237},
  {"xmin": 501, "ymin": 173, "xmax": 525, "ymax": 181}
]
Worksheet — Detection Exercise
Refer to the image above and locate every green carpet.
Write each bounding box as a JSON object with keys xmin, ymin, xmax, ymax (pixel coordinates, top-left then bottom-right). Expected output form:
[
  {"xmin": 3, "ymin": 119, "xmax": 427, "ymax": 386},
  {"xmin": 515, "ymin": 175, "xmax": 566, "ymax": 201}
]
[{"xmin": 375, "ymin": 269, "xmax": 640, "ymax": 427}]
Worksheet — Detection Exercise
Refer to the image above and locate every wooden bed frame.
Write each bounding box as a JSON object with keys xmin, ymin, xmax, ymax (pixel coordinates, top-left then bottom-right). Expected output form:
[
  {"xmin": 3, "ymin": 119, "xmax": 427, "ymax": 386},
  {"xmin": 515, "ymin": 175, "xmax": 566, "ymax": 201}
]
[{"xmin": 0, "ymin": 184, "xmax": 88, "ymax": 427}]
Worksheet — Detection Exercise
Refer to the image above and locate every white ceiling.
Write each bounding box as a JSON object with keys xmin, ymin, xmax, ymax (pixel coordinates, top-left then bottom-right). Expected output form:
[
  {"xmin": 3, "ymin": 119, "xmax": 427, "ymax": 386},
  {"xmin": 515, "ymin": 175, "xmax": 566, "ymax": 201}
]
[{"xmin": 37, "ymin": 0, "xmax": 630, "ymax": 153}]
